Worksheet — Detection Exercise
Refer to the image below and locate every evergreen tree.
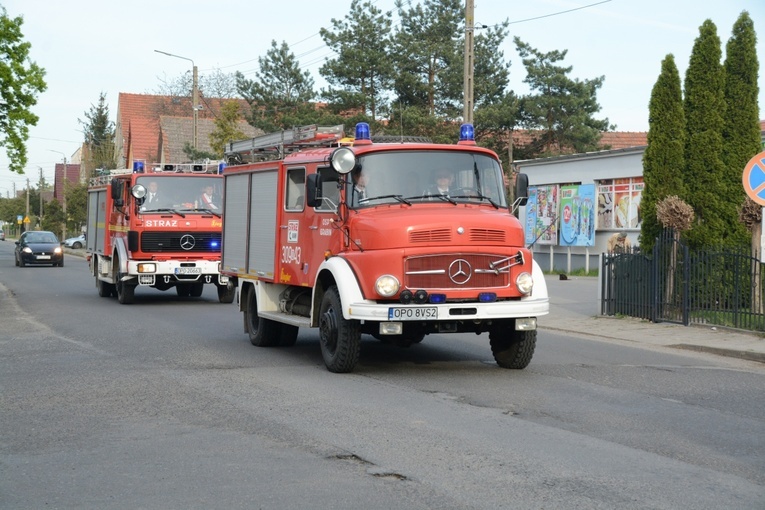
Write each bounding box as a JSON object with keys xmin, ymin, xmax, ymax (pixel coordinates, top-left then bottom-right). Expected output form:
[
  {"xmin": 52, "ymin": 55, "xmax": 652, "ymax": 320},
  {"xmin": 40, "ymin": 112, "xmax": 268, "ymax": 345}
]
[
  {"xmin": 641, "ymin": 55, "xmax": 686, "ymax": 254},
  {"xmin": 514, "ymin": 37, "xmax": 612, "ymax": 157},
  {"xmin": 683, "ymin": 20, "xmax": 727, "ymax": 248},
  {"xmin": 235, "ymin": 40, "xmax": 315, "ymax": 132},
  {"xmin": 209, "ymin": 100, "xmax": 248, "ymax": 158},
  {"xmin": 723, "ymin": 10, "xmax": 761, "ymax": 245},
  {"xmin": 0, "ymin": 7, "xmax": 47, "ymax": 173},
  {"xmin": 79, "ymin": 92, "xmax": 117, "ymax": 173},
  {"xmin": 391, "ymin": 0, "xmax": 463, "ymax": 116},
  {"xmin": 319, "ymin": 0, "xmax": 394, "ymax": 119}
]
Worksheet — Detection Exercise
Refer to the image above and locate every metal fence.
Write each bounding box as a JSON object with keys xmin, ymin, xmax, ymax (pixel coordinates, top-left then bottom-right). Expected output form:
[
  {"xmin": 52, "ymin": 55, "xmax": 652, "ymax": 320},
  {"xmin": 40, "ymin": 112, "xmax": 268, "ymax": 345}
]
[{"xmin": 600, "ymin": 230, "xmax": 765, "ymax": 331}]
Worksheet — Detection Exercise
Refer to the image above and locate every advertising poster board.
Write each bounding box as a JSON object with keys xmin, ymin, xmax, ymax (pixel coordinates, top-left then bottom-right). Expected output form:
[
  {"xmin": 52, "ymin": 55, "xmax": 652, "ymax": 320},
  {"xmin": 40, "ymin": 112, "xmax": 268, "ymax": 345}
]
[
  {"xmin": 524, "ymin": 185, "xmax": 559, "ymax": 246},
  {"xmin": 559, "ymin": 184, "xmax": 595, "ymax": 246}
]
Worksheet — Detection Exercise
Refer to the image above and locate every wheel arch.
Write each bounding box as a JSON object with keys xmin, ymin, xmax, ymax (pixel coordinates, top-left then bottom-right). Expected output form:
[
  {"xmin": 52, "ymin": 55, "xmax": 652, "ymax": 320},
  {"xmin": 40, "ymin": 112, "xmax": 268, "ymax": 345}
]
[{"xmin": 310, "ymin": 257, "xmax": 364, "ymax": 326}]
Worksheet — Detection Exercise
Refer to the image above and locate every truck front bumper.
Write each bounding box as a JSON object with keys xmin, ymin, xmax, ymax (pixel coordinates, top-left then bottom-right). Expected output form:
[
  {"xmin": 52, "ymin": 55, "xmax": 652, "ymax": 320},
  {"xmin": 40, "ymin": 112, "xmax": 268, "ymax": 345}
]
[
  {"xmin": 126, "ymin": 260, "xmax": 228, "ymax": 286},
  {"xmin": 346, "ymin": 296, "xmax": 550, "ymax": 323}
]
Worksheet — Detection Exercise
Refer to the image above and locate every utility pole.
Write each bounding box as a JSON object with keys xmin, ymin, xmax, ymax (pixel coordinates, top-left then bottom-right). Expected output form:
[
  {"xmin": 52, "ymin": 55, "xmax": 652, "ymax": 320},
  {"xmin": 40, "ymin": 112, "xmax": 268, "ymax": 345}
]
[
  {"xmin": 154, "ymin": 50, "xmax": 199, "ymax": 150},
  {"xmin": 38, "ymin": 167, "xmax": 44, "ymax": 227},
  {"xmin": 462, "ymin": 0, "xmax": 475, "ymax": 124},
  {"xmin": 25, "ymin": 178, "xmax": 30, "ymax": 232}
]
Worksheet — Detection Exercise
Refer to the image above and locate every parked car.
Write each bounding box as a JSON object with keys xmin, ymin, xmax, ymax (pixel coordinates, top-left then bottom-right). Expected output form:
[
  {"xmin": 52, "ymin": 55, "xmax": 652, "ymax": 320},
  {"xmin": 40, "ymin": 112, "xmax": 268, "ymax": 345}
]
[
  {"xmin": 64, "ymin": 233, "xmax": 86, "ymax": 249},
  {"xmin": 15, "ymin": 230, "xmax": 64, "ymax": 267},
  {"xmin": 0, "ymin": 230, "xmax": 5, "ymax": 241}
]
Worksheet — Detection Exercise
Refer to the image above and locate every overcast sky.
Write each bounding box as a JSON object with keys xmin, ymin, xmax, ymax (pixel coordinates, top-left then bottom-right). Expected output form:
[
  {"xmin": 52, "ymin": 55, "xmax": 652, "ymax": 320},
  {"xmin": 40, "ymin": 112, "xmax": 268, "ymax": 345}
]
[{"xmin": 1, "ymin": 0, "xmax": 763, "ymax": 196}]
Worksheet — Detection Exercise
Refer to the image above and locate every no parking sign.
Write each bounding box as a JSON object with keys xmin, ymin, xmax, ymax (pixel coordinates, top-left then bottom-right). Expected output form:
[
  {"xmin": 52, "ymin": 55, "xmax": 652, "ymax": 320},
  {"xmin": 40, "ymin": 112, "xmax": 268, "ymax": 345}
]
[
  {"xmin": 742, "ymin": 150, "xmax": 765, "ymax": 257},
  {"xmin": 742, "ymin": 150, "xmax": 765, "ymax": 205}
]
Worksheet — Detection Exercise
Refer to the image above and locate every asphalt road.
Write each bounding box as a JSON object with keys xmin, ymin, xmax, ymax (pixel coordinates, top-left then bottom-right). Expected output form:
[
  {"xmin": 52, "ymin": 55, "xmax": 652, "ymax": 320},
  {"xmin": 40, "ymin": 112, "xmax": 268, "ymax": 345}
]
[{"xmin": 1, "ymin": 241, "xmax": 764, "ymax": 509}]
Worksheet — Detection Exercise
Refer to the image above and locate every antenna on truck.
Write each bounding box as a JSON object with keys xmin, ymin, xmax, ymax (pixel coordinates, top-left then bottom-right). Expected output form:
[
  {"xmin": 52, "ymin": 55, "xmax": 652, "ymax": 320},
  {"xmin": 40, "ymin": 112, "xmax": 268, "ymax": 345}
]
[{"xmin": 224, "ymin": 124, "xmax": 345, "ymax": 164}]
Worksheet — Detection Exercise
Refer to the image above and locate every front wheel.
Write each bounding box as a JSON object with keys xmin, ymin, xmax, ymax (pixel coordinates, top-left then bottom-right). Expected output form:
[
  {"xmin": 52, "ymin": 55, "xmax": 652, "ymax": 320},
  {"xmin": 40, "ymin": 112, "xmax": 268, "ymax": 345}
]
[
  {"xmin": 113, "ymin": 256, "xmax": 135, "ymax": 304},
  {"xmin": 319, "ymin": 286, "xmax": 361, "ymax": 373},
  {"xmin": 489, "ymin": 324, "xmax": 536, "ymax": 369}
]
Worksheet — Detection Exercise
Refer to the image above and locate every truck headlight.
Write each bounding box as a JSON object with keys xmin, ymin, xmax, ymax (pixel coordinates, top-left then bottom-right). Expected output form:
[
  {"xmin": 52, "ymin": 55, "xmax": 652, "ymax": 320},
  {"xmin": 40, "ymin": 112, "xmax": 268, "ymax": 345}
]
[
  {"xmin": 375, "ymin": 275, "xmax": 400, "ymax": 297},
  {"xmin": 137, "ymin": 263, "xmax": 157, "ymax": 273},
  {"xmin": 515, "ymin": 272, "xmax": 533, "ymax": 295}
]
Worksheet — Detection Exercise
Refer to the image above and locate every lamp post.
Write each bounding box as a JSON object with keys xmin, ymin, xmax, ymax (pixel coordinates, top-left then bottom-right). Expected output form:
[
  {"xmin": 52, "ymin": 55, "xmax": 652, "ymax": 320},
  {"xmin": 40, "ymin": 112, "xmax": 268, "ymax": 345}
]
[
  {"xmin": 49, "ymin": 150, "xmax": 67, "ymax": 241},
  {"xmin": 154, "ymin": 49, "xmax": 199, "ymax": 150}
]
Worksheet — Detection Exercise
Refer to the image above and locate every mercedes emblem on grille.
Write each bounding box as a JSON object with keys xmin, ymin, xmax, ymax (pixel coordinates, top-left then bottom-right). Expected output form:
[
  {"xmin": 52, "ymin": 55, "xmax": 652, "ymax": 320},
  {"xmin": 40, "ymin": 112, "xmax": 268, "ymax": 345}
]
[
  {"xmin": 448, "ymin": 258, "xmax": 472, "ymax": 285},
  {"xmin": 180, "ymin": 234, "xmax": 196, "ymax": 250}
]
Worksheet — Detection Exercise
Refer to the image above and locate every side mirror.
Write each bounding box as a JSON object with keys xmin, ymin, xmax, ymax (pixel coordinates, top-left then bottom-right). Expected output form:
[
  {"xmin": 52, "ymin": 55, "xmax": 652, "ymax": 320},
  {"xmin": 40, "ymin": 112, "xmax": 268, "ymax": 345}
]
[
  {"xmin": 110, "ymin": 179, "xmax": 122, "ymax": 200},
  {"xmin": 306, "ymin": 173, "xmax": 323, "ymax": 208},
  {"xmin": 514, "ymin": 173, "xmax": 529, "ymax": 207}
]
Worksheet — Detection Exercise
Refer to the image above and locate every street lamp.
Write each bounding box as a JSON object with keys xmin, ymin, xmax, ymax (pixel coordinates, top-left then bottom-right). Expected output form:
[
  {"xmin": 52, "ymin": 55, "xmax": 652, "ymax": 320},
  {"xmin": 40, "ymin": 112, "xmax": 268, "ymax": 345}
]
[
  {"xmin": 49, "ymin": 150, "xmax": 67, "ymax": 241},
  {"xmin": 154, "ymin": 49, "xmax": 199, "ymax": 150}
]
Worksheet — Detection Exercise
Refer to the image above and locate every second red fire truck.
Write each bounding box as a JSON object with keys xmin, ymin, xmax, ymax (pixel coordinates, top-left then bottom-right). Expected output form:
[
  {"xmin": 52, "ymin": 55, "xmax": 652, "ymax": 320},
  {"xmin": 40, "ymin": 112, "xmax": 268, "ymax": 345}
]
[{"xmin": 86, "ymin": 163, "xmax": 234, "ymax": 304}]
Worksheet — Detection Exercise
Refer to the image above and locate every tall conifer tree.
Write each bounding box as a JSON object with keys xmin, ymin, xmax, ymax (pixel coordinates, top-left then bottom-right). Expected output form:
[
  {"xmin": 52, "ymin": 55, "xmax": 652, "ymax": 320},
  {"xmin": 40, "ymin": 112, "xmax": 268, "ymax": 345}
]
[
  {"xmin": 723, "ymin": 10, "xmax": 761, "ymax": 246},
  {"xmin": 683, "ymin": 20, "xmax": 727, "ymax": 248},
  {"xmin": 641, "ymin": 55, "xmax": 686, "ymax": 253}
]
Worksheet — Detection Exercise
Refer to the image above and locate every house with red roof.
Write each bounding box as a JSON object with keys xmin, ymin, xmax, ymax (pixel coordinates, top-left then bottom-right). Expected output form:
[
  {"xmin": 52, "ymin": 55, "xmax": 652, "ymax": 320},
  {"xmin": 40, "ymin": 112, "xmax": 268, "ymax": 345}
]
[{"xmin": 115, "ymin": 93, "xmax": 260, "ymax": 169}]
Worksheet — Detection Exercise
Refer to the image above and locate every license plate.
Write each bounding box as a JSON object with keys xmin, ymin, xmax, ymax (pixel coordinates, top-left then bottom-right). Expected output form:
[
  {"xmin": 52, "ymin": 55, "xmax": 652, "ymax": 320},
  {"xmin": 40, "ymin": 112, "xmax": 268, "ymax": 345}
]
[
  {"xmin": 37, "ymin": 255, "xmax": 51, "ymax": 260},
  {"xmin": 388, "ymin": 307, "xmax": 438, "ymax": 320},
  {"xmin": 175, "ymin": 267, "xmax": 201, "ymax": 275}
]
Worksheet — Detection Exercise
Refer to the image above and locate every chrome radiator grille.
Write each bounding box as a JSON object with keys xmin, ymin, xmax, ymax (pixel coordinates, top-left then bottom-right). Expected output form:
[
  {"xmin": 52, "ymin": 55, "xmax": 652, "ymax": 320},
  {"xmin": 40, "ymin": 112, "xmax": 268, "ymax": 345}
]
[{"xmin": 404, "ymin": 253, "xmax": 521, "ymax": 289}]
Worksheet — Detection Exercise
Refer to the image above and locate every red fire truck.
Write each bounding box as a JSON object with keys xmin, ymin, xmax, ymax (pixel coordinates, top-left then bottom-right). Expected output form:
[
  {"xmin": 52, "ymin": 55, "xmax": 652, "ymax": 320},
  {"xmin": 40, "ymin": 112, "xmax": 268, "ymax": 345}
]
[
  {"xmin": 221, "ymin": 123, "xmax": 549, "ymax": 372},
  {"xmin": 86, "ymin": 162, "xmax": 235, "ymax": 304}
]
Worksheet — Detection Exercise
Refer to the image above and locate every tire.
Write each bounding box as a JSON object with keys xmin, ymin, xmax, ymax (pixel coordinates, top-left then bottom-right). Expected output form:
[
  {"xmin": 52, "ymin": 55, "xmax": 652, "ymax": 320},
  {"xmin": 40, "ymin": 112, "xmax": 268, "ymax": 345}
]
[
  {"xmin": 58, "ymin": 259, "xmax": 64, "ymax": 267},
  {"xmin": 244, "ymin": 286, "xmax": 280, "ymax": 346},
  {"xmin": 318, "ymin": 286, "xmax": 361, "ymax": 373},
  {"xmin": 176, "ymin": 284, "xmax": 191, "ymax": 297},
  {"xmin": 189, "ymin": 282, "xmax": 204, "ymax": 297},
  {"xmin": 489, "ymin": 324, "xmax": 536, "ymax": 369},
  {"xmin": 72, "ymin": 242, "xmax": 82, "ymax": 249},
  {"xmin": 96, "ymin": 274, "xmax": 115, "ymax": 298},
  {"xmin": 19, "ymin": 257, "xmax": 25, "ymax": 267},
  {"xmin": 217, "ymin": 283, "xmax": 236, "ymax": 304},
  {"xmin": 114, "ymin": 256, "xmax": 135, "ymax": 304},
  {"xmin": 15, "ymin": 254, "xmax": 19, "ymax": 266}
]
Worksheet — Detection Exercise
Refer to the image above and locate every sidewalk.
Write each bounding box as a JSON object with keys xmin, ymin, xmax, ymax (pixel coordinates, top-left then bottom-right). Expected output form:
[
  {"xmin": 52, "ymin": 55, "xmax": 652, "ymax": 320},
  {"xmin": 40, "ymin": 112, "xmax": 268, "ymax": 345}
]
[{"xmin": 539, "ymin": 275, "xmax": 765, "ymax": 364}]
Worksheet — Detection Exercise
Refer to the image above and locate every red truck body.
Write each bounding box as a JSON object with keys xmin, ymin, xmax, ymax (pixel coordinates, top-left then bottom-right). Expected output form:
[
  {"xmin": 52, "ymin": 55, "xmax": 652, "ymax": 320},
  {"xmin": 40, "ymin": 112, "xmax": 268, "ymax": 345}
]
[
  {"xmin": 221, "ymin": 123, "xmax": 549, "ymax": 372},
  {"xmin": 86, "ymin": 163, "xmax": 234, "ymax": 304}
]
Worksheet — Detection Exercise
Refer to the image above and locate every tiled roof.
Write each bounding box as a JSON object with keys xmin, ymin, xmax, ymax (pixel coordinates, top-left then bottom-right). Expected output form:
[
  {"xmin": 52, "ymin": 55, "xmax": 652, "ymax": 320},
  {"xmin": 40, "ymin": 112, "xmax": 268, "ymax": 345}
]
[
  {"xmin": 509, "ymin": 129, "xmax": 647, "ymax": 152},
  {"xmin": 116, "ymin": 93, "xmax": 254, "ymax": 167}
]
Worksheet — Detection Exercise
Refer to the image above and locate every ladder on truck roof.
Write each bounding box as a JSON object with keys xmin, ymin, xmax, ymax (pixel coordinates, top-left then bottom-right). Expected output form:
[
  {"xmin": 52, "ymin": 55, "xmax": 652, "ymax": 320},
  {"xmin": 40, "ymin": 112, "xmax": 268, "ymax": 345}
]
[{"xmin": 224, "ymin": 124, "xmax": 345, "ymax": 164}]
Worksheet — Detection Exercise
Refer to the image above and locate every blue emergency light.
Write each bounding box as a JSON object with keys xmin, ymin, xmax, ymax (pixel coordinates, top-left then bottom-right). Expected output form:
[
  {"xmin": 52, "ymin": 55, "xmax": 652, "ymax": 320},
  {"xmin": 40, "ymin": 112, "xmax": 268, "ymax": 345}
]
[
  {"xmin": 355, "ymin": 122, "xmax": 371, "ymax": 143},
  {"xmin": 459, "ymin": 123, "xmax": 475, "ymax": 142},
  {"xmin": 133, "ymin": 161, "xmax": 145, "ymax": 173}
]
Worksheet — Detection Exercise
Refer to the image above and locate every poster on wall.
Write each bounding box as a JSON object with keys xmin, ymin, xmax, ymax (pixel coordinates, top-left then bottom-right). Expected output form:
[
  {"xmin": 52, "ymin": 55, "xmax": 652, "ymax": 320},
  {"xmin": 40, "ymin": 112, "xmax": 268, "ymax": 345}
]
[
  {"xmin": 559, "ymin": 184, "xmax": 595, "ymax": 246},
  {"xmin": 597, "ymin": 177, "xmax": 644, "ymax": 230},
  {"xmin": 524, "ymin": 185, "xmax": 559, "ymax": 246}
]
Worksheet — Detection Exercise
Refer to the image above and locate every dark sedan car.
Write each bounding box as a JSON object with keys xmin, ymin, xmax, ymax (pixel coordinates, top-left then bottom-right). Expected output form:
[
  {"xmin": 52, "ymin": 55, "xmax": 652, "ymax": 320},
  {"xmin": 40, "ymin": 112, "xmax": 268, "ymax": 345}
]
[{"xmin": 15, "ymin": 230, "xmax": 64, "ymax": 267}]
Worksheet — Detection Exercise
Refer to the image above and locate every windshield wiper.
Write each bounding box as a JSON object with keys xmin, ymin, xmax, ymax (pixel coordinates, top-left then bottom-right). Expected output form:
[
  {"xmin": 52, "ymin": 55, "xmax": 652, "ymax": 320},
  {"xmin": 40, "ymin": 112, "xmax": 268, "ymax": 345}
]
[
  {"xmin": 146, "ymin": 208, "xmax": 186, "ymax": 218},
  {"xmin": 358, "ymin": 194, "xmax": 412, "ymax": 206},
  {"xmin": 181, "ymin": 207, "xmax": 222, "ymax": 218},
  {"xmin": 448, "ymin": 194, "xmax": 499, "ymax": 209}
]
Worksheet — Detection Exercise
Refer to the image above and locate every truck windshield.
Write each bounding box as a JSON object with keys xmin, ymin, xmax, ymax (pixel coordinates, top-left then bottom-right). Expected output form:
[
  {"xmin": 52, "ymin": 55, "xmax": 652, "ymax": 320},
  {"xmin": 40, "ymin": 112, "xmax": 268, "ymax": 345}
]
[
  {"xmin": 345, "ymin": 151, "xmax": 507, "ymax": 209},
  {"xmin": 137, "ymin": 175, "xmax": 222, "ymax": 214}
]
